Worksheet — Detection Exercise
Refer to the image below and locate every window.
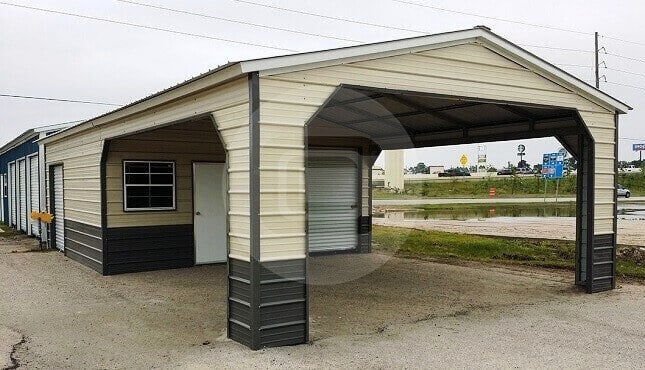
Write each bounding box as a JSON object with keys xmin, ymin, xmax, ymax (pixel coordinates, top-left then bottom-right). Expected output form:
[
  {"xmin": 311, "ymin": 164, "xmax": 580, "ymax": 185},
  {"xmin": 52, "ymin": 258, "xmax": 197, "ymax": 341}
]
[{"xmin": 123, "ymin": 161, "xmax": 175, "ymax": 211}]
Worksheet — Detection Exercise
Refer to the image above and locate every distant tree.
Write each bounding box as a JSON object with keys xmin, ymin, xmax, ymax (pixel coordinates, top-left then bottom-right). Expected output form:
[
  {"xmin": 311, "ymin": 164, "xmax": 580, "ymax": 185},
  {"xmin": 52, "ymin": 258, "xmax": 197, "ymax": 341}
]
[
  {"xmin": 533, "ymin": 163, "xmax": 543, "ymax": 173},
  {"xmin": 468, "ymin": 165, "xmax": 478, "ymax": 172},
  {"xmin": 487, "ymin": 166, "xmax": 497, "ymax": 172},
  {"xmin": 412, "ymin": 162, "xmax": 427, "ymax": 174},
  {"xmin": 565, "ymin": 158, "xmax": 577, "ymax": 172},
  {"xmin": 517, "ymin": 160, "xmax": 529, "ymax": 168}
]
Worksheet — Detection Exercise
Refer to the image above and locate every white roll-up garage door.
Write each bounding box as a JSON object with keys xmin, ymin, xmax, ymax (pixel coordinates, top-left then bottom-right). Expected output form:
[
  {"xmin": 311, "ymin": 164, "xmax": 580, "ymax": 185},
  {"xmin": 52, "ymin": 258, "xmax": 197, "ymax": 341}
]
[
  {"xmin": 29, "ymin": 156, "xmax": 39, "ymax": 236},
  {"xmin": 52, "ymin": 165, "xmax": 65, "ymax": 251},
  {"xmin": 0, "ymin": 174, "xmax": 4, "ymax": 223},
  {"xmin": 9, "ymin": 163, "xmax": 16, "ymax": 227},
  {"xmin": 18, "ymin": 159, "xmax": 27, "ymax": 232},
  {"xmin": 307, "ymin": 151, "xmax": 359, "ymax": 253}
]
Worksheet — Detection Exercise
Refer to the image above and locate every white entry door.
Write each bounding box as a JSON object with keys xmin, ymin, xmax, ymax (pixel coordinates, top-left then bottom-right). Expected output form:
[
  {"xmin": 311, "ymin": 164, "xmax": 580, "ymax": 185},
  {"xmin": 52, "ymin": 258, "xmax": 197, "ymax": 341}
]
[{"xmin": 193, "ymin": 162, "xmax": 227, "ymax": 264}]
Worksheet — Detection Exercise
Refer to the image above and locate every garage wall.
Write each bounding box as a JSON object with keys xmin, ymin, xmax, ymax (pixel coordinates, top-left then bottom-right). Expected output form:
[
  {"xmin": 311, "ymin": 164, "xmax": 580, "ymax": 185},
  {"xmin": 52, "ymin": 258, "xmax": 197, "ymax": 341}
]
[
  {"xmin": 105, "ymin": 120, "xmax": 225, "ymax": 228},
  {"xmin": 259, "ymin": 41, "xmax": 616, "ymax": 260},
  {"xmin": 45, "ymin": 77, "xmax": 250, "ymax": 263}
]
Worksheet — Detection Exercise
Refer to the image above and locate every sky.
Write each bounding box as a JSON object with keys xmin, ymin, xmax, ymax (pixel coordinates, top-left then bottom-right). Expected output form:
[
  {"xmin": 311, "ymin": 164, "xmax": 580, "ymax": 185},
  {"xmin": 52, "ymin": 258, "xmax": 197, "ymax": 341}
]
[{"xmin": 1, "ymin": 0, "xmax": 643, "ymax": 169}]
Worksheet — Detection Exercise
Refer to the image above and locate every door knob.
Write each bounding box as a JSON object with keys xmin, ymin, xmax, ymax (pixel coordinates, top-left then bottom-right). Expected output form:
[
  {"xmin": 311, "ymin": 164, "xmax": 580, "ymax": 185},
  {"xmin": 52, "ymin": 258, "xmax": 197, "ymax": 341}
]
[{"xmin": 195, "ymin": 211, "xmax": 201, "ymax": 216}]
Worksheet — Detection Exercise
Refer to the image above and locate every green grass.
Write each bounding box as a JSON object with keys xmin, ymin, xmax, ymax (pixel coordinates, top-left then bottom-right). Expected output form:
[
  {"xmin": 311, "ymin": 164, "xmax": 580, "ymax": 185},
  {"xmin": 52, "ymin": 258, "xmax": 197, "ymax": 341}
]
[
  {"xmin": 0, "ymin": 223, "xmax": 17, "ymax": 235},
  {"xmin": 372, "ymin": 225, "xmax": 645, "ymax": 279},
  {"xmin": 375, "ymin": 173, "xmax": 645, "ymax": 199}
]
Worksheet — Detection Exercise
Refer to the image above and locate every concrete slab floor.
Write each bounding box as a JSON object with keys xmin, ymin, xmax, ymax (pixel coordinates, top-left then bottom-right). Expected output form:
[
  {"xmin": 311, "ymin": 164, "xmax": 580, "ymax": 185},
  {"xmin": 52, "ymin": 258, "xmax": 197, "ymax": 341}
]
[{"xmin": 0, "ymin": 232, "xmax": 643, "ymax": 368}]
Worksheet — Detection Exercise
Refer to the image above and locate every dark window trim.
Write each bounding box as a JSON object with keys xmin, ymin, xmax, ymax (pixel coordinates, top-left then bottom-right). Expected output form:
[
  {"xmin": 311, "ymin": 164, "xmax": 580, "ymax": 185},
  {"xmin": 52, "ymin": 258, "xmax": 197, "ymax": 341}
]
[{"xmin": 122, "ymin": 160, "xmax": 177, "ymax": 212}]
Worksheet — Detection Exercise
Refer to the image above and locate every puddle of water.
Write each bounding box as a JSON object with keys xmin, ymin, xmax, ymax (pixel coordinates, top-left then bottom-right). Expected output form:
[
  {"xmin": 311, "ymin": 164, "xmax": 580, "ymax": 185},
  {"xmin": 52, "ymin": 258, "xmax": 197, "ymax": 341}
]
[
  {"xmin": 374, "ymin": 202, "xmax": 645, "ymax": 221},
  {"xmin": 618, "ymin": 202, "xmax": 645, "ymax": 220}
]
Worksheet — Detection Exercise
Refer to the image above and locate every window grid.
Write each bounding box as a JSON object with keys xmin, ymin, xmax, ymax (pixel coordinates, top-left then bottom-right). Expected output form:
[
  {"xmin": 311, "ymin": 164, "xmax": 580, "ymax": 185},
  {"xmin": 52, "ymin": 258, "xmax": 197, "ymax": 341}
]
[{"xmin": 123, "ymin": 161, "xmax": 176, "ymax": 211}]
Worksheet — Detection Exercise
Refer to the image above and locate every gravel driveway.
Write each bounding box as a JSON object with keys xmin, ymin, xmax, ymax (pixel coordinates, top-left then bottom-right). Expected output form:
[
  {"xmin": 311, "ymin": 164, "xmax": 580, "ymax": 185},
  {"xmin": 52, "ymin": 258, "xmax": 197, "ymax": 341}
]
[{"xmin": 1, "ymin": 232, "xmax": 643, "ymax": 368}]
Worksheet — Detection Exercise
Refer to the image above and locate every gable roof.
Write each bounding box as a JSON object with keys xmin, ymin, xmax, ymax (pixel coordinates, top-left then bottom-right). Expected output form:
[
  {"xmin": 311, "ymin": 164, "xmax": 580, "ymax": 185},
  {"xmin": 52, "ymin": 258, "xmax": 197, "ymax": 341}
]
[
  {"xmin": 41, "ymin": 26, "xmax": 630, "ymax": 145},
  {"xmin": 0, "ymin": 121, "xmax": 78, "ymax": 155}
]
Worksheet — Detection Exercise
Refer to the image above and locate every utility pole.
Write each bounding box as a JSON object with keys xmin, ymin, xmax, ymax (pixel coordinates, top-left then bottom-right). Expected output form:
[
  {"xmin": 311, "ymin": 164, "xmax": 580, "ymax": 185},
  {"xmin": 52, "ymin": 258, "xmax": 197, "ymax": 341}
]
[{"xmin": 594, "ymin": 31, "xmax": 600, "ymax": 89}]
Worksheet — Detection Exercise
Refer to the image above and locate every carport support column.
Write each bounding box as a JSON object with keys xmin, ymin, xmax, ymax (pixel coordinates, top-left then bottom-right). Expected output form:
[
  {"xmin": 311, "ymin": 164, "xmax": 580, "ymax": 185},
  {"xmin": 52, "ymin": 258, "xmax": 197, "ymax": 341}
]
[
  {"xmin": 575, "ymin": 131, "xmax": 616, "ymax": 293},
  {"xmin": 228, "ymin": 72, "xmax": 308, "ymax": 350}
]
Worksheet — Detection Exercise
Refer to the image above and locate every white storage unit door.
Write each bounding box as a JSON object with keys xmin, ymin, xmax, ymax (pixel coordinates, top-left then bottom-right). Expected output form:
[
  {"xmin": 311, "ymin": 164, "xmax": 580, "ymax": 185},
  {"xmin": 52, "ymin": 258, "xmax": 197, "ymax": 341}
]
[
  {"xmin": 29, "ymin": 156, "xmax": 40, "ymax": 236},
  {"xmin": 18, "ymin": 159, "xmax": 27, "ymax": 232},
  {"xmin": 307, "ymin": 151, "xmax": 359, "ymax": 252},
  {"xmin": 9, "ymin": 163, "xmax": 16, "ymax": 227},
  {"xmin": 52, "ymin": 165, "xmax": 65, "ymax": 251},
  {"xmin": 0, "ymin": 174, "xmax": 4, "ymax": 223}
]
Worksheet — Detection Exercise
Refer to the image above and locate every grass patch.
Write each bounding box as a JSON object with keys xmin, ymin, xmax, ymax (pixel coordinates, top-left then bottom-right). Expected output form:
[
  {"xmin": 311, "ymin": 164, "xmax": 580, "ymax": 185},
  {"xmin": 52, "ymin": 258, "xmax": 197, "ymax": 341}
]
[
  {"xmin": 0, "ymin": 223, "xmax": 17, "ymax": 236},
  {"xmin": 372, "ymin": 225, "xmax": 645, "ymax": 279},
  {"xmin": 374, "ymin": 173, "xmax": 645, "ymax": 199}
]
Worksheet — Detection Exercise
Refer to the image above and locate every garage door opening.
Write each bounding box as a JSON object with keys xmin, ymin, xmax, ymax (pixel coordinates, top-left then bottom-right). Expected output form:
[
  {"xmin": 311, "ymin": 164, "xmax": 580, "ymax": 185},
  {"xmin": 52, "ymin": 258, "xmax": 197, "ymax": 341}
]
[{"xmin": 306, "ymin": 85, "xmax": 605, "ymax": 294}]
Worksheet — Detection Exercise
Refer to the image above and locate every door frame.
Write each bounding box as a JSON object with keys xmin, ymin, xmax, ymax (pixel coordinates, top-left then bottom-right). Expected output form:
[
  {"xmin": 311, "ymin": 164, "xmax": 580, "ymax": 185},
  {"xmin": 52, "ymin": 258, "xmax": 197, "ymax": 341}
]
[
  {"xmin": 191, "ymin": 160, "xmax": 228, "ymax": 265},
  {"xmin": 306, "ymin": 147, "xmax": 363, "ymax": 255}
]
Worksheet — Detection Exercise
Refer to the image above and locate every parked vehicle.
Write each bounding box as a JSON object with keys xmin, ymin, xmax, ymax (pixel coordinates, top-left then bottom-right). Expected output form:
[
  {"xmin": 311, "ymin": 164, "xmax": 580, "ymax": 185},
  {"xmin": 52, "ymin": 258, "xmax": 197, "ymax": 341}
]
[
  {"xmin": 620, "ymin": 165, "xmax": 641, "ymax": 173},
  {"xmin": 496, "ymin": 168, "xmax": 512, "ymax": 175},
  {"xmin": 438, "ymin": 168, "xmax": 471, "ymax": 177},
  {"xmin": 516, "ymin": 167, "xmax": 533, "ymax": 175},
  {"xmin": 617, "ymin": 184, "xmax": 631, "ymax": 198}
]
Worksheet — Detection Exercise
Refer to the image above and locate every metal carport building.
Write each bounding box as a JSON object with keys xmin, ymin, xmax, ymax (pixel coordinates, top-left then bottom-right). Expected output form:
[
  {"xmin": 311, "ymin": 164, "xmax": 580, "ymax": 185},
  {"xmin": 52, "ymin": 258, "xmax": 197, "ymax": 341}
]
[{"xmin": 40, "ymin": 27, "xmax": 630, "ymax": 350}]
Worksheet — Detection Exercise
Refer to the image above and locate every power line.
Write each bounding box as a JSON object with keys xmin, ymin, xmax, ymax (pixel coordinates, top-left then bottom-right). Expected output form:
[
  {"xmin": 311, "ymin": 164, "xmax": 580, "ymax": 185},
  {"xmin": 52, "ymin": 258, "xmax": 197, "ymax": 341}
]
[
  {"xmin": 605, "ymin": 81, "xmax": 645, "ymax": 91},
  {"xmin": 0, "ymin": 93, "xmax": 122, "ymax": 106},
  {"xmin": 555, "ymin": 63, "xmax": 593, "ymax": 68},
  {"xmin": 604, "ymin": 52, "xmax": 645, "ymax": 65},
  {"xmin": 0, "ymin": 1, "xmax": 297, "ymax": 52},
  {"xmin": 391, "ymin": 0, "xmax": 591, "ymax": 36},
  {"xmin": 231, "ymin": 0, "xmax": 431, "ymax": 34},
  {"xmin": 605, "ymin": 67, "xmax": 645, "ymax": 79},
  {"xmin": 619, "ymin": 137, "xmax": 645, "ymax": 141},
  {"xmin": 601, "ymin": 34, "xmax": 645, "ymax": 48},
  {"xmin": 116, "ymin": 0, "xmax": 362, "ymax": 43},
  {"xmin": 521, "ymin": 44, "xmax": 593, "ymax": 53}
]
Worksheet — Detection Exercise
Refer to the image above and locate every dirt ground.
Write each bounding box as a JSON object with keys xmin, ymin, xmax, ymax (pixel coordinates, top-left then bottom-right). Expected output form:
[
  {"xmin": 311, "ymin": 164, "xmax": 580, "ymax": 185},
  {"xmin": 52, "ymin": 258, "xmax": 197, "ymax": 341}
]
[
  {"xmin": 374, "ymin": 216, "xmax": 645, "ymax": 246},
  {"xmin": 1, "ymin": 233, "xmax": 644, "ymax": 368}
]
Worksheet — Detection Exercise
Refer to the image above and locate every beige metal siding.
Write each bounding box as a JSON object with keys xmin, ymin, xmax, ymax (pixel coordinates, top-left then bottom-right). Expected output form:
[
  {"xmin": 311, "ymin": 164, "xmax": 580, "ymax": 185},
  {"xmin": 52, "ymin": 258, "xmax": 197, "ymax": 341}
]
[
  {"xmin": 105, "ymin": 120, "xmax": 224, "ymax": 228},
  {"xmin": 45, "ymin": 77, "xmax": 251, "ymax": 260},
  {"xmin": 260, "ymin": 42, "xmax": 617, "ymax": 261}
]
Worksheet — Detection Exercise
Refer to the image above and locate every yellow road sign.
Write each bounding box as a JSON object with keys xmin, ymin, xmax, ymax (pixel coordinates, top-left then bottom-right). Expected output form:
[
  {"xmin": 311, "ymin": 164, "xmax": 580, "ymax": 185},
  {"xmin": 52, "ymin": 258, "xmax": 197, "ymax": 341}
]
[{"xmin": 460, "ymin": 155, "xmax": 468, "ymax": 166}]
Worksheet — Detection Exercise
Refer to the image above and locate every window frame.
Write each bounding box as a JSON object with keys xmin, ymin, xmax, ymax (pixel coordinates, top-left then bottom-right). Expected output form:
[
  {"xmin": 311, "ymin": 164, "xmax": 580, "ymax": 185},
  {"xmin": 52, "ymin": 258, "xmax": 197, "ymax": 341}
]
[{"xmin": 122, "ymin": 160, "xmax": 176, "ymax": 212}]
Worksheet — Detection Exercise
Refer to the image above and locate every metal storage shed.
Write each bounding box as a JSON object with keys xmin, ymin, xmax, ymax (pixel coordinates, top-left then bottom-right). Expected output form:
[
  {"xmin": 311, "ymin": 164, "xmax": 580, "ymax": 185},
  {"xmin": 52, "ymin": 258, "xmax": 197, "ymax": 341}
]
[
  {"xmin": 0, "ymin": 123, "xmax": 72, "ymax": 238},
  {"xmin": 40, "ymin": 27, "xmax": 629, "ymax": 350}
]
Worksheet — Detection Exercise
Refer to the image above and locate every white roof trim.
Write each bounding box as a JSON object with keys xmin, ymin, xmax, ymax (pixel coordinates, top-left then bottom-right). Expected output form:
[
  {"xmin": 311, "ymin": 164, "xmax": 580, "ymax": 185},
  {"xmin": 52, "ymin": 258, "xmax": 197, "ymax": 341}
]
[
  {"xmin": 240, "ymin": 27, "xmax": 630, "ymax": 114},
  {"xmin": 40, "ymin": 27, "xmax": 630, "ymax": 145}
]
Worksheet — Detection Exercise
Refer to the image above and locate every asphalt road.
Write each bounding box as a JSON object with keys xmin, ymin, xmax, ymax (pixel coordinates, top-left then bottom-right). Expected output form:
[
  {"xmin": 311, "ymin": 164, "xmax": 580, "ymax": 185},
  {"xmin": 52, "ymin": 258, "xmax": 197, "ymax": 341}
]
[{"xmin": 374, "ymin": 196, "xmax": 645, "ymax": 206}]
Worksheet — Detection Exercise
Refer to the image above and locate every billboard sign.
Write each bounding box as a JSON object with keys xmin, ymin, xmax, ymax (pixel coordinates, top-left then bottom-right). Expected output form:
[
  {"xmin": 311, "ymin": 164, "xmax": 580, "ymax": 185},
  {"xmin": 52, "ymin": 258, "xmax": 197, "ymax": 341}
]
[
  {"xmin": 633, "ymin": 143, "xmax": 645, "ymax": 151},
  {"xmin": 541, "ymin": 152, "xmax": 564, "ymax": 179}
]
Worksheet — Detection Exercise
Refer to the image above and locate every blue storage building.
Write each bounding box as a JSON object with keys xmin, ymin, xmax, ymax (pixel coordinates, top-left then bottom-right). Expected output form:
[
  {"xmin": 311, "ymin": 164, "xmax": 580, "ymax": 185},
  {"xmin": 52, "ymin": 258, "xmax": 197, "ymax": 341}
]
[{"xmin": 0, "ymin": 123, "xmax": 74, "ymax": 239}]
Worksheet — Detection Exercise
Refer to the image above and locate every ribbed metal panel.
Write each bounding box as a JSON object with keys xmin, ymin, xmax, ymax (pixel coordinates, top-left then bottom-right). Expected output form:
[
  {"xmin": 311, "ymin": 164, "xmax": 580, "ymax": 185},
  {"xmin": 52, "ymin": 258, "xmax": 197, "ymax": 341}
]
[
  {"xmin": 18, "ymin": 159, "xmax": 27, "ymax": 232},
  {"xmin": 29, "ymin": 156, "xmax": 39, "ymax": 236},
  {"xmin": 52, "ymin": 165, "xmax": 65, "ymax": 251},
  {"xmin": 104, "ymin": 224, "xmax": 193, "ymax": 275},
  {"xmin": 307, "ymin": 152, "xmax": 358, "ymax": 252},
  {"xmin": 64, "ymin": 219, "xmax": 103, "ymax": 273},
  {"xmin": 590, "ymin": 234, "xmax": 615, "ymax": 293}
]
